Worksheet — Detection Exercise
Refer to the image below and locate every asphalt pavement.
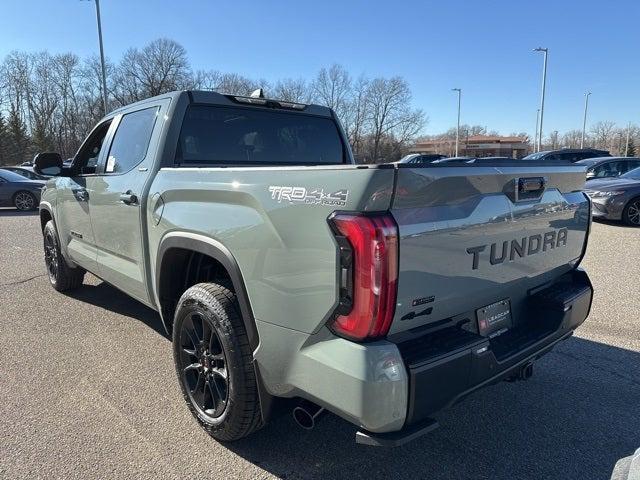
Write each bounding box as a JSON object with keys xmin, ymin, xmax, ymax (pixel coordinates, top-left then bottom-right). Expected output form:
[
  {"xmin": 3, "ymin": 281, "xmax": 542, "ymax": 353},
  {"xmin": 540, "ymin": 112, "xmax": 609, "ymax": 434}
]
[{"xmin": 1, "ymin": 208, "xmax": 639, "ymax": 479}]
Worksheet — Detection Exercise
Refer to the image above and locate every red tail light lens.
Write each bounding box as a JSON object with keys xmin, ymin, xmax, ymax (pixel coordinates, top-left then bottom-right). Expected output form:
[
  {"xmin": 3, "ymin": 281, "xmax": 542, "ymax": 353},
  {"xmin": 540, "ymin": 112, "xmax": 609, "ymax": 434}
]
[{"xmin": 329, "ymin": 213, "xmax": 399, "ymax": 341}]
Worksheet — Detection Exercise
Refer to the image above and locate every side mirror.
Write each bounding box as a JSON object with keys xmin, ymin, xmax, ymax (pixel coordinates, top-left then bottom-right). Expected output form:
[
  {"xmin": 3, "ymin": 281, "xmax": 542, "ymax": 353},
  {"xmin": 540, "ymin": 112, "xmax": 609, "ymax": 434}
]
[{"xmin": 34, "ymin": 152, "xmax": 63, "ymax": 176}]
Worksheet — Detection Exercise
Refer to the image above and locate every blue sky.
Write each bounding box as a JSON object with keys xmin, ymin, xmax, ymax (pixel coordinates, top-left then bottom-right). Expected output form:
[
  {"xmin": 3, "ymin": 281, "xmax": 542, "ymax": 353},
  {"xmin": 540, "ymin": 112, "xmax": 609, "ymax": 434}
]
[{"xmin": 1, "ymin": 0, "xmax": 639, "ymax": 136}]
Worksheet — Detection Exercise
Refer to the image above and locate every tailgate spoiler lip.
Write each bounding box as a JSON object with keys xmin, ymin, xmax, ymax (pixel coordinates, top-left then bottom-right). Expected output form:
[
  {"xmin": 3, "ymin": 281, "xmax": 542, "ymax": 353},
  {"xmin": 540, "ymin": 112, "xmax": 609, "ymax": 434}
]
[{"xmin": 395, "ymin": 161, "xmax": 587, "ymax": 170}]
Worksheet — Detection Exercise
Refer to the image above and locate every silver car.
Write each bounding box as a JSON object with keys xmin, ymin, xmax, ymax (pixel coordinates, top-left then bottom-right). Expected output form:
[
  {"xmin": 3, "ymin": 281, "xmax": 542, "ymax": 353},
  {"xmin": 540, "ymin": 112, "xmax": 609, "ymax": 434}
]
[{"xmin": 585, "ymin": 166, "xmax": 640, "ymax": 226}]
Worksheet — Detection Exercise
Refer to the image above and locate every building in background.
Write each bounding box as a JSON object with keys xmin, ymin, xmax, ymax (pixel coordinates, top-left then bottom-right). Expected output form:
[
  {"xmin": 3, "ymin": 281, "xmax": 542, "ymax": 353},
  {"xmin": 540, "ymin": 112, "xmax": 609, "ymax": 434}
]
[{"xmin": 411, "ymin": 135, "xmax": 529, "ymax": 158}]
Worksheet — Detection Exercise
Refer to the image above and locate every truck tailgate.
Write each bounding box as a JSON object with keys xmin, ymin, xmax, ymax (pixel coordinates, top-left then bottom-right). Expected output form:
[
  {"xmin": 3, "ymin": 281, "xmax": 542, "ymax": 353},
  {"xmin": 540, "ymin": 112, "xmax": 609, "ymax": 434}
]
[{"xmin": 389, "ymin": 164, "xmax": 589, "ymax": 335}]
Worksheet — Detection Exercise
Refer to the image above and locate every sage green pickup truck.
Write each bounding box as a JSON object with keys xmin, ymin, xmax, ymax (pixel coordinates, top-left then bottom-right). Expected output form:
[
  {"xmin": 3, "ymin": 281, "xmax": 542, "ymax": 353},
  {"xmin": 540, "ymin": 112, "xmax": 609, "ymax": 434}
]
[{"xmin": 35, "ymin": 90, "xmax": 593, "ymax": 446}]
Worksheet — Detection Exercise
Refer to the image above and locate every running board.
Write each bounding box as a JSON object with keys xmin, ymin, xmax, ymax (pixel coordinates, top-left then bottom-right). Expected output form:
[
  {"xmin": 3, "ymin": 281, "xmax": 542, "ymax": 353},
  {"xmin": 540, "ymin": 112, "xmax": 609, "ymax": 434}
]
[{"xmin": 355, "ymin": 418, "xmax": 439, "ymax": 447}]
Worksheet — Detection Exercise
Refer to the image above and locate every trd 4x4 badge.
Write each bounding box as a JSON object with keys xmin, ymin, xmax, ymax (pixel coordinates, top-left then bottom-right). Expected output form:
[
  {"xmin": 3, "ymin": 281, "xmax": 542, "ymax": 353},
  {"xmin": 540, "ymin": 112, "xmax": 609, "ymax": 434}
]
[{"xmin": 268, "ymin": 186, "xmax": 349, "ymax": 207}]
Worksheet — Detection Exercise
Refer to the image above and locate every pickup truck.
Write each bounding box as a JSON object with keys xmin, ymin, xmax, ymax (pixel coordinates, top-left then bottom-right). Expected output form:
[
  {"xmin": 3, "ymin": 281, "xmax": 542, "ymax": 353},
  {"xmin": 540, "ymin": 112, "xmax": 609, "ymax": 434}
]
[{"xmin": 35, "ymin": 90, "xmax": 593, "ymax": 446}]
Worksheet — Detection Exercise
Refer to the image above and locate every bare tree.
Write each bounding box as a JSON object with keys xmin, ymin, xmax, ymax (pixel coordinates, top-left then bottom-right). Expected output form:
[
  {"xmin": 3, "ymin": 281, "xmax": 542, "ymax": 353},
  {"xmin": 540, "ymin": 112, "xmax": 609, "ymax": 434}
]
[
  {"xmin": 272, "ymin": 78, "xmax": 310, "ymax": 102},
  {"xmin": 311, "ymin": 64, "xmax": 351, "ymax": 120},
  {"xmin": 590, "ymin": 121, "xmax": 616, "ymax": 150},
  {"xmin": 192, "ymin": 70, "xmax": 265, "ymax": 96},
  {"xmin": 365, "ymin": 77, "xmax": 425, "ymax": 163},
  {"xmin": 113, "ymin": 38, "xmax": 192, "ymax": 104},
  {"xmin": 561, "ymin": 129, "xmax": 583, "ymax": 148},
  {"xmin": 343, "ymin": 75, "xmax": 369, "ymax": 160},
  {"xmin": 547, "ymin": 130, "xmax": 560, "ymax": 150}
]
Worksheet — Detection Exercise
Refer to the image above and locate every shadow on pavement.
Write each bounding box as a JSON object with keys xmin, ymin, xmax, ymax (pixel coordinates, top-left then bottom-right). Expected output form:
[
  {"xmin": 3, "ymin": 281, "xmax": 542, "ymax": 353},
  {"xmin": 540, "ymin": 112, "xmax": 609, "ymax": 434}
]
[
  {"xmin": 62, "ymin": 279, "xmax": 639, "ymax": 479},
  {"xmin": 225, "ymin": 336, "xmax": 640, "ymax": 480},
  {"xmin": 593, "ymin": 218, "xmax": 638, "ymax": 229},
  {"xmin": 66, "ymin": 281, "xmax": 169, "ymax": 339},
  {"xmin": 0, "ymin": 208, "xmax": 39, "ymax": 217}
]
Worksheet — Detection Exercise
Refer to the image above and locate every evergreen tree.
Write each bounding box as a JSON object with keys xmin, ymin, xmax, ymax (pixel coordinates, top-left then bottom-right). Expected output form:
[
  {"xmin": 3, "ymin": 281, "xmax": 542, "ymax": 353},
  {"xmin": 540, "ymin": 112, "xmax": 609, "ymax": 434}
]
[
  {"xmin": 6, "ymin": 106, "xmax": 31, "ymax": 165},
  {"xmin": 0, "ymin": 113, "xmax": 9, "ymax": 166}
]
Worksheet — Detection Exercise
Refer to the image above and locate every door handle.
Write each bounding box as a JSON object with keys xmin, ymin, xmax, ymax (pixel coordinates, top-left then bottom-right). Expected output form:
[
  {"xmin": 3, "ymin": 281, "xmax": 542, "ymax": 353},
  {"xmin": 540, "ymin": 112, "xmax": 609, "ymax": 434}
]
[
  {"xmin": 73, "ymin": 188, "xmax": 89, "ymax": 202},
  {"xmin": 119, "ymin": 191, "xmax": 138, "ymax": 205}
]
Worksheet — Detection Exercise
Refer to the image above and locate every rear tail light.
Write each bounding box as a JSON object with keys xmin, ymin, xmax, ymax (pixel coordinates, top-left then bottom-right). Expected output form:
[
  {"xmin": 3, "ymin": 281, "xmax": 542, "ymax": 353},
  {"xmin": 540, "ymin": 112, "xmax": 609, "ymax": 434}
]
[{"xmin": 328, "ymin": 213, "xmax": 399, "ymax": 341}]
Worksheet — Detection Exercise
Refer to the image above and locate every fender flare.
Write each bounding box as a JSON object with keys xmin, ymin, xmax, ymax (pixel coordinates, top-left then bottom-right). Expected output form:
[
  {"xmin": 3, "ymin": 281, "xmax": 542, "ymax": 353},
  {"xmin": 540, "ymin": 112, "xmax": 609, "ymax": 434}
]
[
  {"xmin": 38, "ymin": 202, "xmax": 54, "ymax": 231},
  {"xmin": 155, "ymin": 232, "xmax": 259, "ymax": 351}
]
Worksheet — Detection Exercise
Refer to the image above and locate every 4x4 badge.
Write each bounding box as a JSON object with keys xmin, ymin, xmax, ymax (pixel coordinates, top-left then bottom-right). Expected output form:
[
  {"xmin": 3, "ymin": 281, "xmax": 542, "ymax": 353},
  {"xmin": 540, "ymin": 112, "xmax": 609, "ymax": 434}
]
[{"xmin": 268, "ymin": 186, "xmax": 349, "ymax": 207}]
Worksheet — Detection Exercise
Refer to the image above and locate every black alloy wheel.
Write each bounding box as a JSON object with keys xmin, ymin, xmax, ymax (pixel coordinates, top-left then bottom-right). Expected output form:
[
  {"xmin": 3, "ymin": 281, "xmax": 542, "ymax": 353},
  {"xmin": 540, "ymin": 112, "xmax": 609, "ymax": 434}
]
[
  {"xmin": 178, "ymin": 311, "xmax": 229, "ymax": 419},
  {"xmin": 44, "ymin": 228, "xmax": 59, "ymax": 283}
]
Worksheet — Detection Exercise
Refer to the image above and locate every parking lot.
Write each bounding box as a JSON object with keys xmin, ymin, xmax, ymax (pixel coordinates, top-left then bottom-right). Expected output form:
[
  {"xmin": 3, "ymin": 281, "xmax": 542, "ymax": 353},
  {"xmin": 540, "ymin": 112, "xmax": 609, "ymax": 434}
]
[{"xmin": 0, "ymin": 209, "xmax": 638, "ymax": 480}]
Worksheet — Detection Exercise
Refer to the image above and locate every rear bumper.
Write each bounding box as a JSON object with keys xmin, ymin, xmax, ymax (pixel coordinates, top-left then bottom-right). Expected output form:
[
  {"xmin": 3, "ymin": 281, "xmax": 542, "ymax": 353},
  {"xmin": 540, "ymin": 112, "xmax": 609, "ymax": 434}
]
[
  {"xmin": 256, "ymin": 270, "xmax": 592, "ymax": 441},
  {"xmin": 400, "ymin": 268, "xmax": 593, "ymax": 428}
]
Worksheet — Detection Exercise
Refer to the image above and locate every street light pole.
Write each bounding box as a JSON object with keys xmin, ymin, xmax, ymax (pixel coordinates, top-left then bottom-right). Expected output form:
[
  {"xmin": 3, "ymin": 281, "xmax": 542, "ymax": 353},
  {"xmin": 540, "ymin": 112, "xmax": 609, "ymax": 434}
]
[
  {"xmin": 452, "ymin": 88, "xmax": 461, "ymax": 157},
  {"xmin": 534, "ymin": 108, "xmax": 540, "ymax": 153},
  {"xmin": 533, "ymin": 47, "xmax": 548, "ymax": 152},
  {"xmin": 581, "ymin": 92, "xmax": 591, "ymax": 149},
  {"xmin": 93, "ymin": 0, "xmax": 108, "ymax": 114},
  {"xmin": 625, "ymin": 122, "xmax": 631, "ymax": 157}
]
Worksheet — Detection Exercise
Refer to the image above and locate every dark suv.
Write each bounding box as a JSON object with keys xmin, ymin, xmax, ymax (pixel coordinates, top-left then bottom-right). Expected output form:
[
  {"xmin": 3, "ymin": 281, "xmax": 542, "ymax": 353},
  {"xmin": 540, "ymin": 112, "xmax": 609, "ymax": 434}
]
[{"xmin": 523, "ymin": 148, "xmax": 610, "ymax": 163}]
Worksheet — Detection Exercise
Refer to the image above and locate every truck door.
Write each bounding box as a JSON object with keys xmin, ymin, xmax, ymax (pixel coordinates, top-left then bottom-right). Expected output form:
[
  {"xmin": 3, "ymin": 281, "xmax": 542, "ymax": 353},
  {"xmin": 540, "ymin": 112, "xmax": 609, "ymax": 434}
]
[
  {"xmin": 56, "ymin": 119, "xmax": 115, "ymax": 274},
  {"xmin": 88, "ymin": 102, "xmax": 165, "ymax": 305}
]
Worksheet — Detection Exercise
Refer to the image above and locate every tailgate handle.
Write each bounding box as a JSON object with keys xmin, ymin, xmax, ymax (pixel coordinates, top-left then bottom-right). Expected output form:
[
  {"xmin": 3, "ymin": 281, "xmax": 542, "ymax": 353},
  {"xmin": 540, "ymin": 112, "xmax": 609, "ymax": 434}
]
[
  {"xmin": 519, "ymin": 177, "xmax": 546, "ymax": 194},
  {"xmin": 507, "ymin": 177, "xmax": 547, "ymax": 202}
]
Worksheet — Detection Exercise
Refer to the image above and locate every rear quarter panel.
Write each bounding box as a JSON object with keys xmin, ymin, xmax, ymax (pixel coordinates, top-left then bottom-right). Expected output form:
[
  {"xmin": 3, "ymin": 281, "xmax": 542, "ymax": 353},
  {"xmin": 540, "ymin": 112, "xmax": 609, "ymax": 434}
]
[{"xmin": 147, "ymin": 165, "xmax": 395, "ymax": 334}]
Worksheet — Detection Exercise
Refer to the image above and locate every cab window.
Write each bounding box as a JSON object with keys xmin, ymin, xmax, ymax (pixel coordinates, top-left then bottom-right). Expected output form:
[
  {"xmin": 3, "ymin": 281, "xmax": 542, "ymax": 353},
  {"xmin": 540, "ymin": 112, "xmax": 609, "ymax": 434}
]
[{"xmin": 104, "ymin": 107, "xmax": 158, "ymax": 174}]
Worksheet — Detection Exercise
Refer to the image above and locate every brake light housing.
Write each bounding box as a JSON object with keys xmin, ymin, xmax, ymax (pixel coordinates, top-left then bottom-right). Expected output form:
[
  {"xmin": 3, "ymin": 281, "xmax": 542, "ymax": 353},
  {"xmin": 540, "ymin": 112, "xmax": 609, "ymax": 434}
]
[{"xmin": 328, "ymin": 213, "xmax": 399, "ymax": 341}]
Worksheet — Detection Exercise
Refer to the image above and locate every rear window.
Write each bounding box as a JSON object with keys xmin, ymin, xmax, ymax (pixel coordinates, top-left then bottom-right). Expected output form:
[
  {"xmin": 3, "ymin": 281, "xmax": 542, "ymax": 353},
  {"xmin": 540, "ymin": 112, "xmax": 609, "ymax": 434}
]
[{"xmin": 176, "ymin": 105, "xmax": 345, "ymax": 166}]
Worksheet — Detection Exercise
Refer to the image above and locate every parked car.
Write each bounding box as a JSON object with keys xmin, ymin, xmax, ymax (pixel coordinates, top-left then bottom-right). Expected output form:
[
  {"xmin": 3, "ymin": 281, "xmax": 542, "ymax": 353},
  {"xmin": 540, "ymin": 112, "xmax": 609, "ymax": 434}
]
[
  {"xmin": 1, "ymin": 166, "xmax": 49, "ymax": 180},
  {"xmin": 0, "ymin": 169, "xmax": 45, "ymax": 210},
  {"xmin": 396, "ymin": 153, "xmax": 446, "ymax": 164},
  {"xmin": 35, "ymin": 90, "xmax": 593, "ymax": 446},
  {"xmin": 523, "ymin": 148, "xmax": 610, "ymax": 163},
  {"xmin": 576, "ymin": 156, "xmax": 640, "ymax": 181},
  {"xmin": 584, "ymin": 166, "xmax": 640, "ymax": 226}
]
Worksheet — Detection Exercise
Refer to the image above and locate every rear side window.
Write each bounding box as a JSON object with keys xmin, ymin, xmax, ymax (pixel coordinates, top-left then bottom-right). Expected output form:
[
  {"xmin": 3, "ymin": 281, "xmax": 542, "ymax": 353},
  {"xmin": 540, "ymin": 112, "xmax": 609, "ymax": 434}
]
[
  {"xmin": 105, "ymin": 107, "xmax": 158, "ymax": 174},
  {"xmin": 176, "ymin": 105, "xmax": 345, "ymax": 165}
]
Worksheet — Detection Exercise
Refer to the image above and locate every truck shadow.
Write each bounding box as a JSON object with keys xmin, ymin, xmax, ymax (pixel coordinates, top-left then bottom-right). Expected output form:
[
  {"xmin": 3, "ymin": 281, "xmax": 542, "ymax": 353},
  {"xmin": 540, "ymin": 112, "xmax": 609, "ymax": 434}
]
[
  {"xmin": 225, "ymin": 336, "xmax": 640, "ymax": 480},
  {"xmin": 65, "ymin": 281, "xmax": 169, "ymax": 339}
]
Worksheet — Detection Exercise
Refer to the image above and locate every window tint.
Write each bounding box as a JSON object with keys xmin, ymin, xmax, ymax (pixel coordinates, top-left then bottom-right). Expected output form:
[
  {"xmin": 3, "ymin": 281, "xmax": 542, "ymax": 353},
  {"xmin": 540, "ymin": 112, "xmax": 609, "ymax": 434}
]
[
  {"xmin": 177, "ymin": 105, "xmax": 345, "ymax": 165},
  {"xmin": 593, "ymin": 161, "xmax": 626, "ymax": 178},
  {"xmin": 620, "ymin": 160, "xmax": 640, "ymax": 174},
  {"xmin": 106, "ymin": 107, "xmax": 158, "ymax": 174},
  {"xmin": 622, "ymin": 167, "xmax": 640, "ymax": 179}
]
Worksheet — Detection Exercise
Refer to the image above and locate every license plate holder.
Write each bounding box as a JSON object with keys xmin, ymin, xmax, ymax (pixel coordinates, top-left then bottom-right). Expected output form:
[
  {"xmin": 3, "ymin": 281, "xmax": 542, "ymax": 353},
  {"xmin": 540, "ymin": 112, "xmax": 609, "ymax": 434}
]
[{"xmin": 477, "ymin": 299, "xmax": 512, "ymax": 337}]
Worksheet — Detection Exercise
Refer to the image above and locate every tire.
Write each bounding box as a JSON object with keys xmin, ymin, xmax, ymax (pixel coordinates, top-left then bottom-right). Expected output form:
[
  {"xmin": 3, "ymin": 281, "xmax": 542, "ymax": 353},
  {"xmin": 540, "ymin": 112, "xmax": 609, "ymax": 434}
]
[
  {"xmin": 43, "ymin": 220, "xmax": 85, "ymax": 291},
  {"xmin": 13, "ymin": 190, "xmax": 37, "ymax": 211},
  {"xmin": 622, "ymin": 197, "xmax": 640, "ymax": 226},
  {"xmin": 172, "ymin": 282, "xmax": 262, "ymax": 442}
]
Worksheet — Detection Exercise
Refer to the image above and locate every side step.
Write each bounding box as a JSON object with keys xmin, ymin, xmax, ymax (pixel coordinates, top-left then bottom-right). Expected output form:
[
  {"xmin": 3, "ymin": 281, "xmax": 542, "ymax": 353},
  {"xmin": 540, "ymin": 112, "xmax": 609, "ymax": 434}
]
[{"xmin": 355, "ymin": 418, "xmax": 439, "ymax": 447}]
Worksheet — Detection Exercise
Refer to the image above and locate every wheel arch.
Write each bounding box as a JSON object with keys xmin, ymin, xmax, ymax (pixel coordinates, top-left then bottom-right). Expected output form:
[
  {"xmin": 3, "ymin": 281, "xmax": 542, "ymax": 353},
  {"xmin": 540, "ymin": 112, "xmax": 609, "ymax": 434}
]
[
  {"xmin": 39, "ymin": 204, "xmax": 53, "ymax": 232},
  {"xmin": 155, "ymin": 232, "xmax": 259, "ymax": 351}
]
